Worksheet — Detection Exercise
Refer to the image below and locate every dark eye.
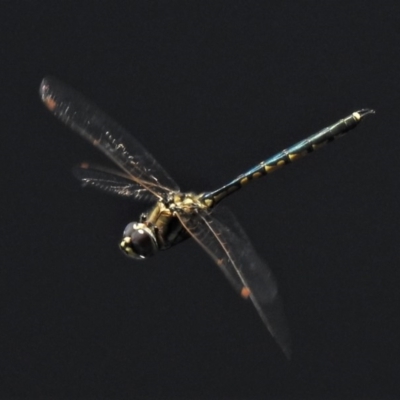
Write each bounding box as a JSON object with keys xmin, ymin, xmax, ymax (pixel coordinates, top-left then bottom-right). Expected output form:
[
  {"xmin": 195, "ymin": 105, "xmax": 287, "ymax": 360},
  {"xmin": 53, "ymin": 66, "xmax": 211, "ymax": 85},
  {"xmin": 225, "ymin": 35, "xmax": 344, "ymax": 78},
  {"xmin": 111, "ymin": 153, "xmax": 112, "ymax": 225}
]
[
  {"xmin": 120, "ymin": 222, "xmax": 157, "ymax": 259},
  {"xmin": 123, "ymin": 222, "xmax": 136, "ymax": 238},
  {"xmin": 130, "ymin": 228, "xmax": 156, "ymax": 258}
]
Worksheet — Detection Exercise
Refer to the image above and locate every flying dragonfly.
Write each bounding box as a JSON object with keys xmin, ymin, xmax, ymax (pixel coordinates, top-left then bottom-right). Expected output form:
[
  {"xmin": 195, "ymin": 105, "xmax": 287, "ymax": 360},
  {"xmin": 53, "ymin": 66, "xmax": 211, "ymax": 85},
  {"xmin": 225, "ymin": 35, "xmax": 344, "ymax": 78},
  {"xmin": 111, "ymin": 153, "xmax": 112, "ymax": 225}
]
[{"xmin": 40, "ymin": 77, "xmax": 374, "ymax": 359}]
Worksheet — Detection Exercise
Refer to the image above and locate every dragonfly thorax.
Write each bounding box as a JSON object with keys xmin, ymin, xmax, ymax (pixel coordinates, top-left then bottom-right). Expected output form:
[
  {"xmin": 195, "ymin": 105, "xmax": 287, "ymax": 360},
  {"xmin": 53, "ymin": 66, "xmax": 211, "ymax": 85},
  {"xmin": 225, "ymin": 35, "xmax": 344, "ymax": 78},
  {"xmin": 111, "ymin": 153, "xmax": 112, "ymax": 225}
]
[{"xmin": 119, "ymin": 193, "xmax": 209, "ymax": 260}]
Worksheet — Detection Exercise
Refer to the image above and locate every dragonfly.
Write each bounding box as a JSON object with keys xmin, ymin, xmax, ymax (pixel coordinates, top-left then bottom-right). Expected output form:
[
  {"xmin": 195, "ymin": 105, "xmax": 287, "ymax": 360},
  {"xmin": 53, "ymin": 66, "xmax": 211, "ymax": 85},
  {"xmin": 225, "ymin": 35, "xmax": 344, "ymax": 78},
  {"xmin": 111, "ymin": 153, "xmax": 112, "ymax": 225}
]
[{"xmin": 40, "ymin": 76, "xmax": 374, "ymax": 359}]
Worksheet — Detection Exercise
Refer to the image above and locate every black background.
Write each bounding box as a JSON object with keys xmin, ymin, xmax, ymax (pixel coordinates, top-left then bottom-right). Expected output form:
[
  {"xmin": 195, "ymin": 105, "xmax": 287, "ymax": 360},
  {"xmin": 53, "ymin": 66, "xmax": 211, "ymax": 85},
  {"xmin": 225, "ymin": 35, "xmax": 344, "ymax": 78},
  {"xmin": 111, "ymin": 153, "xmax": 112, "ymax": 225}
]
[{"xmin": 1, "ymin": 1, "xmax": 399, "ymax": 399}]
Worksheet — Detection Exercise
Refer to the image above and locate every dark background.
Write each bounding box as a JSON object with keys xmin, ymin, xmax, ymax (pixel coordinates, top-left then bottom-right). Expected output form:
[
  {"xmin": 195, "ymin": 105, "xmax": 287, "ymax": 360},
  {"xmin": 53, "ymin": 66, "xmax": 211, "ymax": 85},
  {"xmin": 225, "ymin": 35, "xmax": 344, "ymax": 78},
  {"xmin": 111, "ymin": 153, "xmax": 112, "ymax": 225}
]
[{"xmin": 1, "ymin": 1, "xmax": 399, "ymax": 399}]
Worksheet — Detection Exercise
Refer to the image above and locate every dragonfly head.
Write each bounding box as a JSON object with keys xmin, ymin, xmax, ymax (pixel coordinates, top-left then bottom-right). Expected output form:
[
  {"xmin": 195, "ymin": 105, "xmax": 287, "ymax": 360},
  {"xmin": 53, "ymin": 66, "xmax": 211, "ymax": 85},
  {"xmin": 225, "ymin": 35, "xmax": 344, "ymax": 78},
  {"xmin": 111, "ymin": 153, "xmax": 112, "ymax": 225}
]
[{"xmin": 119, "ymin": 222, "xmax": 158, "ymax": 259}]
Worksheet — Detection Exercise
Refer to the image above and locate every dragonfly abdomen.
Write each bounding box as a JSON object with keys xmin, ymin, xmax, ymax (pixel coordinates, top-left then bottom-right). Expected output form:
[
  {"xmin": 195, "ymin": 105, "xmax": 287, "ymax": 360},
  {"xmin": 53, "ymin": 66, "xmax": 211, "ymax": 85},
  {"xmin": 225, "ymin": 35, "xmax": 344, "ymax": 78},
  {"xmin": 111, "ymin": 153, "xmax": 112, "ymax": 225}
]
[{"xmin": 204, "ymin": 109, "xmax": 374, "ymax": 205}]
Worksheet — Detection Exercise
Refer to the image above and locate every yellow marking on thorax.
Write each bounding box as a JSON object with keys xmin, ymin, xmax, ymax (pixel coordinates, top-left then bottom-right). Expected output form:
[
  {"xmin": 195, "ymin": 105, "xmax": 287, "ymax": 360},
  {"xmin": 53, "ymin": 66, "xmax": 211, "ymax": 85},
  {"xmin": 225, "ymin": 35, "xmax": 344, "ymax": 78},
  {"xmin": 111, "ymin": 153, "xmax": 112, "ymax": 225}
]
[
  {"xmin": 146, "ymin": 202, "xmax": 164, "ymax": 224},
  {"xmin": 155, "ymin": 211, "xmax": 174, "ymax": 231},
  {"xmin": 173, "ymin": 194, "xmax": 182, "ymax": 203}
]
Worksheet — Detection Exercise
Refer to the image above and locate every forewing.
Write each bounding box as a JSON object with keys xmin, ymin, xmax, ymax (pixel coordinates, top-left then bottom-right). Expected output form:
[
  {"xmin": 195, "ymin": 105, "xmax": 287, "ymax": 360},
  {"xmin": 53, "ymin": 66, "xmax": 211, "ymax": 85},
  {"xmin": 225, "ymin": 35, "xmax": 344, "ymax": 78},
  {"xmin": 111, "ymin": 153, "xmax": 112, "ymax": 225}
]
[
  {"xmin": 73, "ymin": 163, "xmax": 156, "ymax": 202},
  {"xmin": 40, "ymin": 77, "xmax": 179, "ymax": 198},
  {"xmin": 177, "ymin": 207, "xmax": 291, "ymax": 358}
]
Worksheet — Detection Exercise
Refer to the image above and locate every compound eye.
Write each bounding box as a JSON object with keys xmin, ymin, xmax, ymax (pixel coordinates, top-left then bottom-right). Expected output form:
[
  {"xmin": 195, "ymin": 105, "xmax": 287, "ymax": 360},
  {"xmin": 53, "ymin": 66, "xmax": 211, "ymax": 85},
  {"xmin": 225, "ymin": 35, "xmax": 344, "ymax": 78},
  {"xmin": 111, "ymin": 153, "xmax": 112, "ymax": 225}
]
[
  {"xmin": 120, "ymin": 222, "xmax": 157, "ymax": 259},
  {"xmin": 130, "ymin": 228, "xmax": 156, "ymax": 258},
  {"xmin": 123, "ymin": 222, "xmax": 136, "ymax": 238}
]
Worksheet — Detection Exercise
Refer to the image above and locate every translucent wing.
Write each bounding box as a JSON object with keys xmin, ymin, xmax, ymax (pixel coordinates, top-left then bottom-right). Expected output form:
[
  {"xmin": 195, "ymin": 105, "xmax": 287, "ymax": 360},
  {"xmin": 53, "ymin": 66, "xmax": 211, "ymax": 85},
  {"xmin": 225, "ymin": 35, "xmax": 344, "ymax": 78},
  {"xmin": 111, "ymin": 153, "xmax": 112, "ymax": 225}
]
[
  {"xmin": 73, "ymin": 163, "xmax": 156, "ymax": 202},
  {"xmin": 40, "ymin": 77, "xmax": 180, "ymax": 198},
  {"xmin": 177, "ymin": 207, "xmax": 291, "ymax": 358}
]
